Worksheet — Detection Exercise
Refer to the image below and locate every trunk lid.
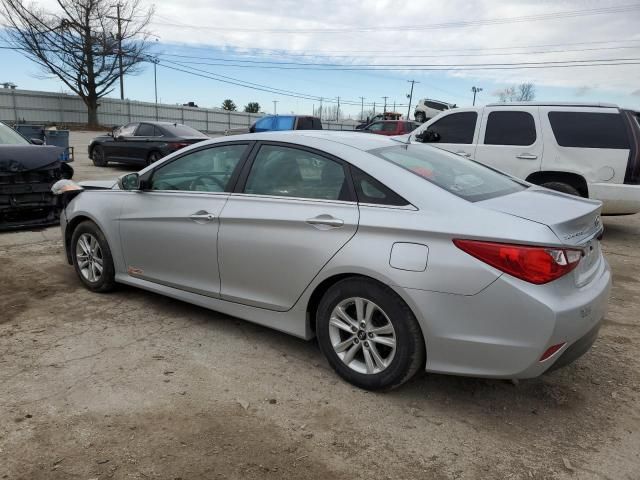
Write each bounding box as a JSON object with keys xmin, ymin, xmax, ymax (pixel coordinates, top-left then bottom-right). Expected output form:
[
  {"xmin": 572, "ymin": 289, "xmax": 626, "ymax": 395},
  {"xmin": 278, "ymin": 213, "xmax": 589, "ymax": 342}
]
[
  {"xmin": 479, "ymin": 187, "xmax": 603, "ymax": 286},
  {"xmin": 479, "ymin": 187, "xmax": 602, "ymax": 246}
]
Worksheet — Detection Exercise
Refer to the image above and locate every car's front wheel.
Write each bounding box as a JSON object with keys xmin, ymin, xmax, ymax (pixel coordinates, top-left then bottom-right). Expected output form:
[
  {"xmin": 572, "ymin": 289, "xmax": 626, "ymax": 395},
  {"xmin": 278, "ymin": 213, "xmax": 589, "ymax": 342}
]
[
  {"xmin": 92, "ymin": 146, "xmax": 108, "ymax": 167},
  {"xmin": 316, "ymin": 278, "xmax": 425, "ymax": 391},
  {"xmin": 71, "ymin": 221, "xmax": 116, "ymax": 293},
  {"xmin": 146, "ymin": 151, "xmax": 163, "ymax": 166},
  {"xmin": 415, "ymin": 112, "xmax": 426, "ymax": 123}
]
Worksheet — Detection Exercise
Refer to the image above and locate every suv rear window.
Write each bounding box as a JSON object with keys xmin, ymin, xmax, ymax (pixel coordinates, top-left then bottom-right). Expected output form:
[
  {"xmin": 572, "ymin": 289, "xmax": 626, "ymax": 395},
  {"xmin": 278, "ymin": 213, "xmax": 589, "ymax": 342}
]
[
  {"xmin": 548, "ymin": 111, "xmax": 630, "ymax": 149},
  {"xmin": 484, "ymin": 111, "xmax": 536, "ymax": 146},
  {"xmin": 370, "ymin": 144, "xmax": 526, "ymax": 202}
]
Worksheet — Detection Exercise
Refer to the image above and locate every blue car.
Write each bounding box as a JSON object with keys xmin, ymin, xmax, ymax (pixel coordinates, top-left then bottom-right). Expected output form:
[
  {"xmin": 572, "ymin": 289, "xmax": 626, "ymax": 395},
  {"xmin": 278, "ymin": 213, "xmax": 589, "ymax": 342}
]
[{"xmin": 250, "ymin": 115, "xmax": 323, "ymax": 133}]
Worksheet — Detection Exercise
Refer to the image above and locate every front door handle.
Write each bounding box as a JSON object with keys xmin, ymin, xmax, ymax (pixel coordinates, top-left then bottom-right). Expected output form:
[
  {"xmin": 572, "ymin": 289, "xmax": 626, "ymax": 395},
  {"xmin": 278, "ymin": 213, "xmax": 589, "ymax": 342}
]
[
  {"xmin": 190, "ymin": 210, "xmax": 215, "ymax": 223},
  {"xmin": 455, "ymin": 151, "xmax": 471, "ymax": 158},
  {"xmin": 306, "ymin": 214, "xmax": 344, "ymax": 228},
  {"xmin": 516, "ymin": 153, "xmax": 538, "ymax": 160}
]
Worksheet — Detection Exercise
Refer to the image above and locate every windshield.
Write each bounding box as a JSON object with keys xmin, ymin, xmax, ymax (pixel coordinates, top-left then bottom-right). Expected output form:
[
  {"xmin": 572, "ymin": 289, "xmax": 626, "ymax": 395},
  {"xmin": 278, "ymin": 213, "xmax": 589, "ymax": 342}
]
[
  {"xmin": 369, "ymin": 144, "xmax": 527, "ymax": 202},
  {"xmin": 0, "ymin": 123, "xmax": 30, "ymax": 145},
  {"xmin": 161, "ymin": 124, "xmax": 207, "ymax": 138}
]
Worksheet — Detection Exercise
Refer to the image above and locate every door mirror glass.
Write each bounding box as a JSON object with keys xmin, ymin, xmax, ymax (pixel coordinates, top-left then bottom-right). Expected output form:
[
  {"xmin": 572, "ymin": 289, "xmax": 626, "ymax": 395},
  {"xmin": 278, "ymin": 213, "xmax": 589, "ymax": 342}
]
[
  {"xmin": 119, "ymin": 172, "xmax": 140, "ymax": 190},
  {"xmin": 30, "ymin": 138, "xmax": 44, "ymax": 145}
]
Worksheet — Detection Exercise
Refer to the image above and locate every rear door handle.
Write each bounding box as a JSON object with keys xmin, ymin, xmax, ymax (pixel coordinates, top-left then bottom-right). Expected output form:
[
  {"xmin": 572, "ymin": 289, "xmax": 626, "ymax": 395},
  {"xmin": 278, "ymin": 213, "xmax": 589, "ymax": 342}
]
[
  {"xmin": 455, "ymin": 151, "xmax": 471, "ymax": 158},
  {"xmin": 516, "ymin": 153, "xmax": 538, "ymax": 160},
  {"xmin": 306, "ymin": 214, "xmax": 344, "ymax": 228},
  {"xmin": 190, "ymin": 210, "xmax": 215, "ymax": 223}
]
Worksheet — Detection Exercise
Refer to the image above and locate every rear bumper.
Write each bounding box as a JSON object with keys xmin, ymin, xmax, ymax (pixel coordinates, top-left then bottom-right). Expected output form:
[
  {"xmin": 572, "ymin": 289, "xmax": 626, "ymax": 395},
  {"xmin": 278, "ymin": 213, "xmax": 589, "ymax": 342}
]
[
  {"xmin": 401, "ymin": 256, "xmax": 611, "ymax": 379},
  {"xmin": 589, "ymin": 182, "xmax": 640, "ymax": 215}
]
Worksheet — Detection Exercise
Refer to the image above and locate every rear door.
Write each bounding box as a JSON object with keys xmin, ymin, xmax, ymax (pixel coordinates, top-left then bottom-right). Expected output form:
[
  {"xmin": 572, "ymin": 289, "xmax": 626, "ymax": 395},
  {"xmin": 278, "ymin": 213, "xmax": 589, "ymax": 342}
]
[
  {"xmin": 125, "ymin": 123, "xmax": 160, "ymax": 163},
  {"xmin": 474, "ymin": 107, "xmax": 543, "ymax": 179},
  {"xmin": 218, "ymin": 142, "xmax": 359, "ymax": 311},
  {"xmin": 420, "ymin": 110, "xmax": 480, "ymax": 158}
]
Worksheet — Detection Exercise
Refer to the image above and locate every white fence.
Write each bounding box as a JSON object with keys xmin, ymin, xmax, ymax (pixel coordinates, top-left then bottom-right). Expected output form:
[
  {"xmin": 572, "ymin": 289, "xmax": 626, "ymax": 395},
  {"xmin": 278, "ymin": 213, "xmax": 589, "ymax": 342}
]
[{"xmin": 0, "ymin": 88, "xmax": 358, "ymax": 133}]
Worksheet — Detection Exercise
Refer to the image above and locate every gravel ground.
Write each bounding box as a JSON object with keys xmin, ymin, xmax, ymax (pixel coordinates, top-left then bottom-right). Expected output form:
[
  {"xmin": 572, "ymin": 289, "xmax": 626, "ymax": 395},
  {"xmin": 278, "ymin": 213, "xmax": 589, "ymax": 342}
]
[{"xmin": 0, "ymin": 132, "xmax": 639, "ymax": 479}]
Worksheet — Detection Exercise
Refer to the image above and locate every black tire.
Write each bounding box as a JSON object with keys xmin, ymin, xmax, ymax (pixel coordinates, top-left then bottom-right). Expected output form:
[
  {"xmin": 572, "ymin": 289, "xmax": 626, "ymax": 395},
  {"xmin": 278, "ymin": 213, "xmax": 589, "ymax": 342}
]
[
  {"xmin": 316, "ymin": 277, "xmax": 426, "ymax": 391},
  {"xmin": 146, "ymin": 151, "xmax": 163, "ymax": 166},
  {"xmin": 92, "ymin": 145, "xmax": 108, "ymax": 167},
  {"xmin": 70, "ymin": 220, "xmax": 116, "ymax": 293},
  {"xmin": 415, "ymin": 112, "xmax": 426, "ymax": 123},
  {"xmin": 541, "ymin": 181, "xmax": 581, "ymax": 197}
]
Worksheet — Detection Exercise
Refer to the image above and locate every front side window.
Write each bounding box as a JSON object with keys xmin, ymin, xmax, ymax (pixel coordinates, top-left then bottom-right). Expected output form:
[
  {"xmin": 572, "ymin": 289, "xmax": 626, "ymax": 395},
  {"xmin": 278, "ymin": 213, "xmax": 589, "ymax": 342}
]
[
  {"xmin": 484, "ymin": 111, "xmax": 536, "ymax": 146},
  {"xmin": 548, "ymin": 112, "xmax": 629, "ymax": 149},
  {"xmin": 150, "ymin": 144, "xmax": 247, "ymax": 192},
  {"xmin": 427, "ymin": 112, "xmax": 477, "ymax": 144},
  {"xmin": 254, "ymin": 116, "xmax": 274, "ymax": 131},
  {"xmin": 117, "ymin": 123, "xmax": 138, "ymax": 137},
  {"xmin": 244, "ymin": 145, "xmax": 347, "ymax": 201},
  {"xmin": 426, "ymin": 101, "xmax": 446, "ymax": 111},
  {"xmin": 135, "ymin": 123, "xmax": 155, "ymax": 137},
  {"xmin": 370, "ymin": 144, "xmax": 526, "ymax": 202}
]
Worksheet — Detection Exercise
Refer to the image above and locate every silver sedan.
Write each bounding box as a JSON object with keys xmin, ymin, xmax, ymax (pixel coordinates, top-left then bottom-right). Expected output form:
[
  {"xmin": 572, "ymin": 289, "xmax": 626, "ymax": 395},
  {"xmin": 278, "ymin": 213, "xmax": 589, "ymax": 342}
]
[{"xmin": 56, "ymin": 131, "xmax": 611, "ymax": 390}]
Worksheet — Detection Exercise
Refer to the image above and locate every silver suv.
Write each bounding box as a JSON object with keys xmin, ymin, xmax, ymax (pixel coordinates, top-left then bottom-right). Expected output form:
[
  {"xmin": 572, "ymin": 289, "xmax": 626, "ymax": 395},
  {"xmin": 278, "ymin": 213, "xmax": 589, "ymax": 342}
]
[{"xmin": 414, "ymin": 99, "xmax": 456, "ymax": 123}]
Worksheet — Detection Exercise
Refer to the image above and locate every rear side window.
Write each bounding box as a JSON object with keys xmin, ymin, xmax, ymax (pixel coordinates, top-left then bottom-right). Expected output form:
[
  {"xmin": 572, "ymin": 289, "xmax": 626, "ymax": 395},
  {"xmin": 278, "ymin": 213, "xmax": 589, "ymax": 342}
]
[
  {"xmin": 548, "ymin": 112, "xmax": 630, "ymax": 149},
  {"xmin": 484, "ymin": 111, "xmax": 536, "ymax": 146},
  {"xmin": 351, "ymin": 167, "xmax": 409, "ymax": 206},
  {"xmin": 427, "ymin": 112, "xmax": 477, "ymax": 144},
  {"xmin": 370, "ymin": 144, "xmax": 526, "ymax": 202},
  {"xmin": 296, "ymin": 117, "xmax": 313, "ymax": 130},
  {"xmin": 275, "ymin": 116, "xmax": 295, "ymax": 130},
  {"xmin": 381, "ymin": 122, "xmax": 398, "ymax": 132},
  {"xmin": 254, "ymin": 117, "xmax": 274, "ymax": 131}
]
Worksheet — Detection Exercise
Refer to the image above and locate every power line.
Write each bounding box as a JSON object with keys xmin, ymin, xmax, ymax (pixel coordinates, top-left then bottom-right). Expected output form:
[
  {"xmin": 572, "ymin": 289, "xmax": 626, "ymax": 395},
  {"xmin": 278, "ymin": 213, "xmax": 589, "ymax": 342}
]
[{"xmin": 152, "ymin": 4, "xmax": 640, "ymax": 34}]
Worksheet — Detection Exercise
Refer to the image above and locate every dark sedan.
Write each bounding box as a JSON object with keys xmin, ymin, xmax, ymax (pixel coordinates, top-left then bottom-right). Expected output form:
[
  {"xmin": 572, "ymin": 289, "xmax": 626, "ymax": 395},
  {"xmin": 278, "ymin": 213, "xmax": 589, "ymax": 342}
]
[{"xmin": 88, "ymin": 122, "xmax": 209, "ymax": 167}]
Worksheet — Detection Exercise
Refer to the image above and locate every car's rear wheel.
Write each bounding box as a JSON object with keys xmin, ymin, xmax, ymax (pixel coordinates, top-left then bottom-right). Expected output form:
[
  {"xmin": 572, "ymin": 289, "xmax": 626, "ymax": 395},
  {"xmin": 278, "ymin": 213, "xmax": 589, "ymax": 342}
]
[
  {"xmin": 146, "ymin": 151, "xmax": 163, "ymax": 166},
  {"xmin": 71, "ymin": 221, "xmax": 116, "ymax": 293},
  {"xmin": 92, "ymin": 146, "xmax": 108, "ymax": 167},
  {"xmin": 541, "ymin": 181, "xmax": 581, "ymax": 197},
  {"xmin": 316, "ymin": 278, "xmax": 425, "ymax": 391},
  {"xmin": 415, "ymin": 112, "xmax": 426, "ymax": 123}
]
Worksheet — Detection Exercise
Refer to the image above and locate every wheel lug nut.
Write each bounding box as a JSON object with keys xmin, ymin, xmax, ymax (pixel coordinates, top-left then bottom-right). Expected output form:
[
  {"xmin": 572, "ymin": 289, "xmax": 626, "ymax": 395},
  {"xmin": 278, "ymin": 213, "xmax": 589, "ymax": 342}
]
[
  {"xmin": 364, "ymin": 341, "xmax": 369, "ymax": 348},
  {"xmin": 354, "ymin": 338, "xmax": 359, "ymax": 344},
  {"xmin": 351, "ymin": 326, "xmax": 357, "ymax": 333},
  {"xmin": 360, "ymin": 322, "xmax": 366, "ymax": 328},
  {"xmin": 368, "ymin": 332, "xmax": 374, "ymax": 338}
]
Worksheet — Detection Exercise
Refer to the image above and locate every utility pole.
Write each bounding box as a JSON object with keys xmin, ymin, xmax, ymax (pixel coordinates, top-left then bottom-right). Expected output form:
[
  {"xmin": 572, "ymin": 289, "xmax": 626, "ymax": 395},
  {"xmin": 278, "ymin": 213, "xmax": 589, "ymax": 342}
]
[
  {"xmin": 382, "ymin": 96, "xmax": 388, "ymax": 114},
  {"xmin": 406, "ymin": 80, "xmax": 419, "ymax": 120},
  {"xmin": 472, "ymin": 86, "xmax": 483, "ymax": 106},
  {"xmin": 359, "ymin": 96, "xmax": 365, "ymax": 121},
  {"xmin": 106, "ymin": 4, "xmax": 130, "ymax": 100},
  {"xmin": 336, "ymin": 96, "xmax": 340, "ymax": 121},
  {"xmin": 373, "ymin": 102, "xmax": 376, "ymax": 115},
  {"xmin": 319, "ymin": 97, "xmax": 323, "ymax": 120},
  {"xmin": 152, "ymin": 57, "xmax": 159, "ymax": 120},
  {"xmin": 273, "ymin": 100, "xmax": 278, "ymax": 114},
  {"xmin": 393, "ymin": 100, "xmax": 396, "ymax": 113}
]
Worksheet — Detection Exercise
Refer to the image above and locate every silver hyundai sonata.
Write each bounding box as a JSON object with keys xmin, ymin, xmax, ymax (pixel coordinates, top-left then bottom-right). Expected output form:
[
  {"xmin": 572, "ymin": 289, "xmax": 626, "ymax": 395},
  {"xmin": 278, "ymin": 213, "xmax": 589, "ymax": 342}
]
[{"xmin": 56, "ymin": 131, "xmax": 611, "ymax": 390}]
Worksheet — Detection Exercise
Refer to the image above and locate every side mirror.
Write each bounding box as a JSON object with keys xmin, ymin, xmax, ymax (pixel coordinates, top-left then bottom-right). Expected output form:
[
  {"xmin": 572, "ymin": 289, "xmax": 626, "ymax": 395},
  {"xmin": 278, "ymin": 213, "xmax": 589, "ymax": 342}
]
[
  {"xmin": 415, "ymin": 130, "xmax": 441, "ymax": 143},
  {"xmin": 116, "ymin": 135, "xmax": 125, "ymax": 141},
  {"xmin": 118, "ymin": 172, "xmax": 140, "ymax": 191},
  {"xmin": 30, "ymin": 138, "xmax": 44, "ymax": 145}
]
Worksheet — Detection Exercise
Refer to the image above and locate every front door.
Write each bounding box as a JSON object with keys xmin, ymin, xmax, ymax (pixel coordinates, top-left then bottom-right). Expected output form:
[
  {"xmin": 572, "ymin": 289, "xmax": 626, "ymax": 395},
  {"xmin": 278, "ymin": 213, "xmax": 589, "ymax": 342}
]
[
  {"xmin": 473, "ymin": 106, "xmax": 543, "ymax": 179},
  {"xmin": 218, "ymin": 143, "xmax": 359, "ymax": 311},
  {"xmin": 419, "ymin": 110, "xmax": 480, "ymax": 159},
  {"xmin": 119, "ymin": 143, "xmax": 250, "ymax": 296},
  {"xmin": 107, "ymin": 123, "xmax": 139, "ymax": 162}
]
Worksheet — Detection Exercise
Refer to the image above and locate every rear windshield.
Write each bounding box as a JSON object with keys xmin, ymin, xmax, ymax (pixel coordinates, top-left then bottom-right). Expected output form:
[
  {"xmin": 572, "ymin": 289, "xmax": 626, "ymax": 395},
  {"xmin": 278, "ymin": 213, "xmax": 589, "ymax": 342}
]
[
  {"xmin": 160, "ymin": 124, "xmax": 207, "ymax": 138},
  {"xmin": 369, "ymin": 144, "xmax": 527, "ymax": 202},
  {"xmin": 0, "ymin": 123, "xmax": 30, "ymax": 145}
]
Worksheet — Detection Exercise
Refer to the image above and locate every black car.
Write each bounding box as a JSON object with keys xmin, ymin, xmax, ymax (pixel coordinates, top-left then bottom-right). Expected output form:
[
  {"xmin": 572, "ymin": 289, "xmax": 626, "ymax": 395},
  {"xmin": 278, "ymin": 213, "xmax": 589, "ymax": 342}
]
[
  {"xmin": 0, "ymin": 122, "xmax": 73, "ymax": 230},
  {"xmin": 88, "ymin": 121, "xmax": 209, "ymax": 167}
]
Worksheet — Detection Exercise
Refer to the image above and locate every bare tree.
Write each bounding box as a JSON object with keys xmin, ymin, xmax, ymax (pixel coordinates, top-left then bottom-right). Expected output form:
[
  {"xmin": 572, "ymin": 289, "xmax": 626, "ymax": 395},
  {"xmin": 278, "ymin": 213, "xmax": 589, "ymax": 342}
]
[
  {"xmin": 495, "ymin": 83, "xmax": 536, "ymax": 102},
  {"xmin": 1, "ymin": 0, "xmax": 154, "ymax": 127}
]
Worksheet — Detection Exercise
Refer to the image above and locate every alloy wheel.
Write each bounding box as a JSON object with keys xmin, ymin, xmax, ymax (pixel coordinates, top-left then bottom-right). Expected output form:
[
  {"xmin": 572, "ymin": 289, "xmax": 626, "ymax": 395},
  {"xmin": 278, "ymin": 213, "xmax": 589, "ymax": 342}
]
[
  {"xmin": 75, "ymin": 233, "xmax": 104, "ymax": 282},
  {"xmin": 328, "ymin": 297, "xmax": 397, "ymax": 375}
]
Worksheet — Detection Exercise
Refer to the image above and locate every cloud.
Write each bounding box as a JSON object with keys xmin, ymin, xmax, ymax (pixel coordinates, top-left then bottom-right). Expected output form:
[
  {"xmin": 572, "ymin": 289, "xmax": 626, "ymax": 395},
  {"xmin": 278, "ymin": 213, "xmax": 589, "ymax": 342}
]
[
  {"xmin": 574, "ymin": 86, "xmax": 592, "ymax": 97},
  {"xmin": 632, "ymin": 89, "xmax": 640, "ymax": 96}
]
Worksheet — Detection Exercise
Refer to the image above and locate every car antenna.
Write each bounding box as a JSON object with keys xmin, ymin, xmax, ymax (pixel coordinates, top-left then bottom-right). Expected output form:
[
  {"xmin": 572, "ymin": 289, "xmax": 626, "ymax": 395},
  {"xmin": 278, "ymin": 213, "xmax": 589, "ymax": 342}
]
[{"xmin": 390, "ymin": 135, "xmax": 411, "ymax": 145}]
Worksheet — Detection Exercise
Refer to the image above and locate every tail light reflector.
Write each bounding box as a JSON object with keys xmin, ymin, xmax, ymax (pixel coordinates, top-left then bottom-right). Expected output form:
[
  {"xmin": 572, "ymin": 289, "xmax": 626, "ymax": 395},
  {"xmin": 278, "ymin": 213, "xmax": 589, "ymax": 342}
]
[
  {"xmin": 453, "ymin": 239, "xmax": 582, "ymax": 285},
  {"xmin": 540, "ymin": 342, "xmax": 566, "ymax": 362},
  {"xmin": 168, "ymin": 142, "xmax": 189, "ymax": 150}
]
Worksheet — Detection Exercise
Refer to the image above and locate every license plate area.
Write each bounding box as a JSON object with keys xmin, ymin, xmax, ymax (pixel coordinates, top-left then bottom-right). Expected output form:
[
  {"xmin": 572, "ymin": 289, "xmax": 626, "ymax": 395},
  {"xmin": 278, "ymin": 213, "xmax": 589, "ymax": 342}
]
[{"xmin": 575, "ymin": 239, "xmax": 601, "ymax": 287}]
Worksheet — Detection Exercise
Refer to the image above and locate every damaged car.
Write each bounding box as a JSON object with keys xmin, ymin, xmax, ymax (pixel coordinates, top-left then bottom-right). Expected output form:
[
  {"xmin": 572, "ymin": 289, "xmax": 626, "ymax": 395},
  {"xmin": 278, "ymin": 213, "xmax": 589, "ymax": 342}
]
[{"xmin": 0, "ymin": 121, "xmax": 73, "ymax": 230}]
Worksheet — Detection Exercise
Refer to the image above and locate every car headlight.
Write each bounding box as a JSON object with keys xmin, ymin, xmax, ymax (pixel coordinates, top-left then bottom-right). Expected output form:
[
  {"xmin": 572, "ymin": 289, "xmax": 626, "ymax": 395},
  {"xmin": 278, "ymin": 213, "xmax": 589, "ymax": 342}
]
[{"xmin": 52, "ymin": 179, "xmax": 83, "ymax": 195}]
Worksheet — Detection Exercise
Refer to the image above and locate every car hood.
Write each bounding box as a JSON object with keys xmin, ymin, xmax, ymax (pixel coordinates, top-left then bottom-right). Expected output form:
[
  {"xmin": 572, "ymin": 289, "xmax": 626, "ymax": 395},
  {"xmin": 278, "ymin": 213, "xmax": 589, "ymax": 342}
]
[
  {"xmin": 0, "ymin": 145, "xmax": 66, "ymax": 173},
  {"xmin": 78, "ymin": 180, "xmax": 118, "ymax": 189},
  {"xmin": 479, "ymin": 187, "xmax": 603, "ymax": 245}
]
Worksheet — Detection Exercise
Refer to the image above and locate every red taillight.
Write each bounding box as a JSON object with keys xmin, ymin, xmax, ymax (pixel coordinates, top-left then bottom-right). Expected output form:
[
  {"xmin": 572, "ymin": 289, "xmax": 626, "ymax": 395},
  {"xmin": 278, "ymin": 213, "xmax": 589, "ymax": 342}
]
[
  {"xmin": 539, "ymin": 342, "xmax": 566, "ymax": 361},
  {"xmin": 168, "ymin": 142, "xmax": 189, "ymax": 150},
  {"xmin": 453, "ymin": 239, "xmax": 582, "ymax": 285}
]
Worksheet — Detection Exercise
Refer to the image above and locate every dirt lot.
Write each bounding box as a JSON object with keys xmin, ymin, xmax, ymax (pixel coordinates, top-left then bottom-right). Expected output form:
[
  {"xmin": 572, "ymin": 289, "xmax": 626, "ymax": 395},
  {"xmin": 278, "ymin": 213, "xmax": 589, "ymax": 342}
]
[{"xmin": 1, "ymin": 132, "xmax": 639, "ymax": 479}]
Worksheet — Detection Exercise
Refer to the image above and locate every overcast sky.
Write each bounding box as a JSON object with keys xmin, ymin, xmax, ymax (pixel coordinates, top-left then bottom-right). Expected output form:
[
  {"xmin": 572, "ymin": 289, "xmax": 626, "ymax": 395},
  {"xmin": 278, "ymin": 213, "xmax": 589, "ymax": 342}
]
[{"xmin": 2, "ymin": 0, "xmax": 640, "ymax": 117}]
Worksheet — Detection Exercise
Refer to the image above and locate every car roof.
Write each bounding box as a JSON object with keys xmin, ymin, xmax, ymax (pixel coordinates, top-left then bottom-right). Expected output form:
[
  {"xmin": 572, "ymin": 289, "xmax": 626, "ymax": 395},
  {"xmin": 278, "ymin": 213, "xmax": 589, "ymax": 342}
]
[{"xmin": 216, "ymin": 130, "xmax": 405, "ymax": 151}]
